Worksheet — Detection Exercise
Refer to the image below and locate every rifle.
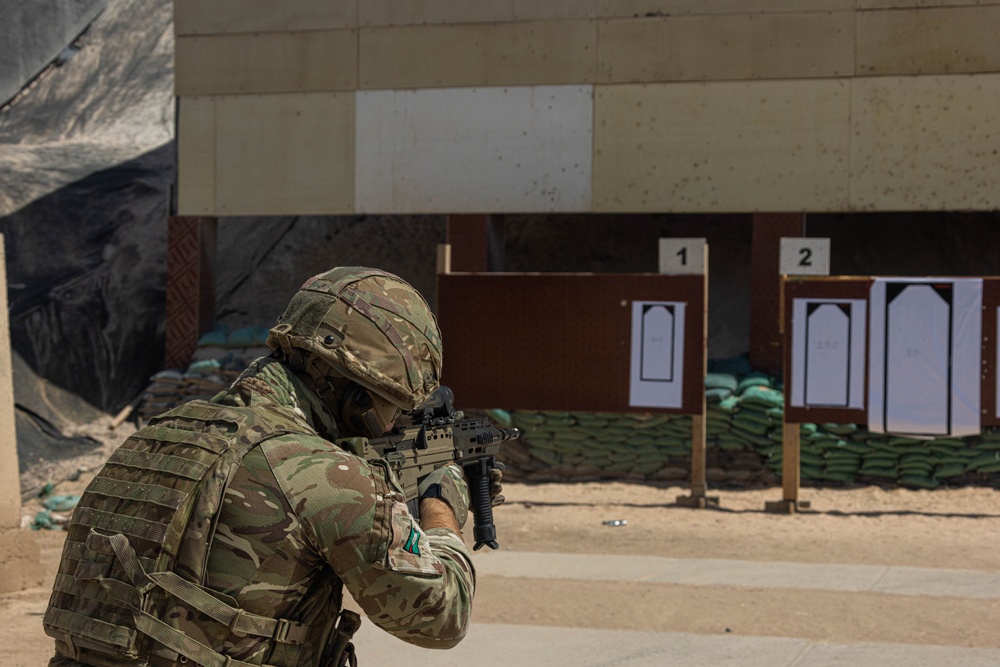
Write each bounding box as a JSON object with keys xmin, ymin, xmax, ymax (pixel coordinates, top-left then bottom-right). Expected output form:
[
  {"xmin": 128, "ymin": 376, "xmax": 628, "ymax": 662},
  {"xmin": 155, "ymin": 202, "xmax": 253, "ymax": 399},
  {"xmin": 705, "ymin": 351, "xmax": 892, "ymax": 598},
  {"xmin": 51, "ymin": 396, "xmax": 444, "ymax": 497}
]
[{"xmin": 363, "ymin": 387, "xmax": 519, "ymax": 551}]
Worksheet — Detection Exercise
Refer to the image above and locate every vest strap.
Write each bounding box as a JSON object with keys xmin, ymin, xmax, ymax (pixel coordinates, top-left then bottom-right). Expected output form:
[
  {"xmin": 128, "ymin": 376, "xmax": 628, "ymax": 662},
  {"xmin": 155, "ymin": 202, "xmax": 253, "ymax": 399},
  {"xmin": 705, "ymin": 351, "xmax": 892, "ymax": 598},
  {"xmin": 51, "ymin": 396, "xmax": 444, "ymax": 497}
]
[
  {"xmin": 149, "ymin": 571, "xmax": 309, "ymax": 644},
  {"xmin": 110, "ymin": 533, "xmax": 310, "ymax": 646},
  {"xmin": 134, "ymin": 611, "xmax": 278, "ymax": 667}
]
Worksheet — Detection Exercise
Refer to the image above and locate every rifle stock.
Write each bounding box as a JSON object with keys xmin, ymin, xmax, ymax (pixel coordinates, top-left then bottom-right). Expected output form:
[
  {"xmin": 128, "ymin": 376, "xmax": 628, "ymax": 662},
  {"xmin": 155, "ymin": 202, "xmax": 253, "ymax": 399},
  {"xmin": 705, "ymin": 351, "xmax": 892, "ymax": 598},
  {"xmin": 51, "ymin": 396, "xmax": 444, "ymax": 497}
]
[{"xmin": 364, "ymin": 388, "xmax": 518, "ymax": 550}]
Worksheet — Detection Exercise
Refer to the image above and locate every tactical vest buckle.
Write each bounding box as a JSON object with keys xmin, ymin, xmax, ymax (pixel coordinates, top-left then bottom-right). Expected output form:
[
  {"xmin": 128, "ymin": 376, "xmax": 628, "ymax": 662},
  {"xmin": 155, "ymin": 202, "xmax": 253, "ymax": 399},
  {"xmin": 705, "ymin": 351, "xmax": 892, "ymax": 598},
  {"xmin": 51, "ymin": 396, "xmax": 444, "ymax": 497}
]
[
  {"xmin": 228, "ymin": 609, "xmax": 249, "ymax": 637},
  {"xmin": 273, "ymin": 618, "xmax": 306, "ymax": 644}
]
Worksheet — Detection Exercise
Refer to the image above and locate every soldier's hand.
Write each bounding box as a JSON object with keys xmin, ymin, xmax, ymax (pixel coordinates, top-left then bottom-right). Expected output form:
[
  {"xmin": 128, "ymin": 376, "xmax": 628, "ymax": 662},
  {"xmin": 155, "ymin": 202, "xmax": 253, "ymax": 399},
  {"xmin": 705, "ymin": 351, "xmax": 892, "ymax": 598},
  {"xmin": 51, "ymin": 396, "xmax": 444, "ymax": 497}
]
[
  {"xmin": 418, "ymin": 464, "xmax": 469, "ymax": 529},
  {"xmin": 490, "ymin": 463, "xmax": 505, "ymax": 508}
]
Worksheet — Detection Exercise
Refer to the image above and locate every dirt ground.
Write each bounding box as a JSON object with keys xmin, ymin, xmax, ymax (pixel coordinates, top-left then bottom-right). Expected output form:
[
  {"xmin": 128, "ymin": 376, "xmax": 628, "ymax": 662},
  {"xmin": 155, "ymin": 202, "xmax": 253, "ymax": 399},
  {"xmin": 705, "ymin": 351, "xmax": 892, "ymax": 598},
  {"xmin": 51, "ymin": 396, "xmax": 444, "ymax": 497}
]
[{"xmin": 7, "ymin": 428, "xmax": 1000, "ymax": 664}]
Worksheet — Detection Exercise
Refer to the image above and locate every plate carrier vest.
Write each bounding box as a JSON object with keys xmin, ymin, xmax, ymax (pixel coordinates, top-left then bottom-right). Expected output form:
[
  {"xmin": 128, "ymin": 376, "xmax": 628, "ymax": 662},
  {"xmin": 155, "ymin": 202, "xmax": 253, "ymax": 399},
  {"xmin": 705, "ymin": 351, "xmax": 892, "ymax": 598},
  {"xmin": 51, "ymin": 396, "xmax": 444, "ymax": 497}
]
[{"xmin": 43, "ymin": 400, "xmax": 361, "ymax": 667}]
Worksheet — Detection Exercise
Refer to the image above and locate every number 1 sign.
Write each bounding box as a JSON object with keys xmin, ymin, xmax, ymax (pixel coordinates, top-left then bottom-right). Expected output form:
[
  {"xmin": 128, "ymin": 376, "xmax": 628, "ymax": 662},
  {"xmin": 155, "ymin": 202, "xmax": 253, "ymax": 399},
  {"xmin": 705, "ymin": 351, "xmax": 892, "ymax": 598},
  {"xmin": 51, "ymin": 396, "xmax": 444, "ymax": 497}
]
[{"xmin": 659, "ymin": 238, "xmax": 707, "ymax": 275}]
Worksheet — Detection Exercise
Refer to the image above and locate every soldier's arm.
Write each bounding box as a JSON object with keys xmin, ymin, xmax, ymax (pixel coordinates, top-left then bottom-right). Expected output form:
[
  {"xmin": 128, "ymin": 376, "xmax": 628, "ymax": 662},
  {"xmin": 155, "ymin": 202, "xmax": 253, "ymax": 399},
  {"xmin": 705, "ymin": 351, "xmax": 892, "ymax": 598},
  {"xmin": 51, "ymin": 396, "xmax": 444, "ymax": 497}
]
[
  {"xmin": 420, "ymin": 497, "xmax": 461, "ymax": 533},
  {"xmin": 264, "ymin": 439, "xmax": 475, "ymax": 649}
]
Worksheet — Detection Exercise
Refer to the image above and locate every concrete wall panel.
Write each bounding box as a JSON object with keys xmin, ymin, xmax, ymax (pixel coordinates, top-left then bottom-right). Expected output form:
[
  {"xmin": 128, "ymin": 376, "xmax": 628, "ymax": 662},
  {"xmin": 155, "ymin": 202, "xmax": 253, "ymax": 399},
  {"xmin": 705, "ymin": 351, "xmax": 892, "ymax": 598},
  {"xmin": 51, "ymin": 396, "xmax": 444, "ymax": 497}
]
[
  {"xmin": 361, "ymin": 0, "xmax": 514, "ymax": 26},
  {"xmin": 598, "ymin": 13, "xmax": 852, "ymax": 83},
  {"xmin": 174, "ymin": 0, "xmax": 356, "ymax": 35},
  {"xmin": 175, "ymin": 30, "xmax": 357, "ymax": 96},
  {"xmin": 858, "ymin": 6, "xmax": 1000, "ymax": 75},
  {"xmin": 598, "ymin": 0, "xmax": 854, "ymax": 17},
  {"xmin": 355, "ymin": 86, "xmax": 593, "ymax": 213},
  {"xmin": 215, "ymin": 93, "xmax": 354, "ymax": 215},
  {"xmin": 593, "ymin": 81, "xmax": 851, "ymax": 212},
  {"xmin": 851, "ymin": 75, "xmax": 1000, "ymax": 210},
  {"xmin": 173, "ymin": 2, "xmax": 1000, "ymax": 214},
  {"xmin": 176, "ymin": 97, "xmax": 216, "ymax": 215},
  {"xmin": 858, "ymin": 0, "xmax": 999, "ymax": 9},
  {"xmin": 359, "ymin": 0, "xmax": 597, "ymax": 25},
  {"xmin": 513, "ymin": 0, "xmax": 600, "ymax": 20},
  {"xmin": 359, "ymin": 21, "xmax": 597, "ymax": 89}
]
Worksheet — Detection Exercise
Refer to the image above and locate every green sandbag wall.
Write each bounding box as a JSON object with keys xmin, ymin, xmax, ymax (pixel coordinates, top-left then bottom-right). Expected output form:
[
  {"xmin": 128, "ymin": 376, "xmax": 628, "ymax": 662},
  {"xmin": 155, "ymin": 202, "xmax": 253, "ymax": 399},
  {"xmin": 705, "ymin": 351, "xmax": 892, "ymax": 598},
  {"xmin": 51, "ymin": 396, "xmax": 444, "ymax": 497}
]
[{"xmin": 487, "ymin": 364, "xmax": 1000, "ymax": 489}]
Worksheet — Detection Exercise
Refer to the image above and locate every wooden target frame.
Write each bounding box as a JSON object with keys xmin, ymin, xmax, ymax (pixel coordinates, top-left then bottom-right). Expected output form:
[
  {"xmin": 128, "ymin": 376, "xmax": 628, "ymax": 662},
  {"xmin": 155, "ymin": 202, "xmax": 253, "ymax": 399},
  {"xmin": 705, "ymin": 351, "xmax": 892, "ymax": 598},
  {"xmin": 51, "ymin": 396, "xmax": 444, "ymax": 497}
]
[
  {"xmin": 770, "ymin": 275, "xmax": 1000, "ymax": 513},
  {"xmin": 436, "ymin": 242, "xmax": 715, "ymax": 507},
  {"xmin": 782, "ymin": 276, "xmax": 1000, "ymax": 426},
  {"xmin": 437, "ymin": 272, "xmax": 705, "ymax": 414}
]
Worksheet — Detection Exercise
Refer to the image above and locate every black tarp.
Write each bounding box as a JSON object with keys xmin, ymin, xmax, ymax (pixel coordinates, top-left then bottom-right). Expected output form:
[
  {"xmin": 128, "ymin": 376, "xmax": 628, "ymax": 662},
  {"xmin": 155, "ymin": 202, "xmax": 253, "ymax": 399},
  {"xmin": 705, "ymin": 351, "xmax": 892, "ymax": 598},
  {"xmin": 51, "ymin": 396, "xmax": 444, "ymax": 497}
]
[
  {"xmin": 11, "ymin": 350, "xmax": 102, "ymax": 476},
  {"xmin": 0, "ymin": 0, "xmax": 105, "ymax": 107}
]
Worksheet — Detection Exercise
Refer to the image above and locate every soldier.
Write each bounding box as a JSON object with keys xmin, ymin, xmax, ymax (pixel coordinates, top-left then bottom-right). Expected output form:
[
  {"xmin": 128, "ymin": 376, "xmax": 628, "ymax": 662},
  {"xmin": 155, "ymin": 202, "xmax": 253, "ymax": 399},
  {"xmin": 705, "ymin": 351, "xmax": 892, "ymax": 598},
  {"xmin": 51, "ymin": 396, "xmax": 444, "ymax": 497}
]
[{"xmin": 44, "ymin": 267, "xmax": 496, "ymax": 667}]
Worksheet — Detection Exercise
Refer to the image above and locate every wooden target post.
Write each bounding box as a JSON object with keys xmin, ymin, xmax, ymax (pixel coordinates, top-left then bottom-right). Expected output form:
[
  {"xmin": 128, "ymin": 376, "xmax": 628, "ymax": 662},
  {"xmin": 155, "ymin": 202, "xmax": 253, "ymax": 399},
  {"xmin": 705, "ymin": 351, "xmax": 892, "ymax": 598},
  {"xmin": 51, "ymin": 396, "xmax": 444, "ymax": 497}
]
[
  {"xmin": 659, "ymin": 239, "xmax": 715, "ymax": 508},
  {"xmin": 766, "ymin": 238, "xmax": 832, "ymax": 514},
  {"xmin": 0, "ymin": 235, "xmax": 22, "ymax": 527},
  {"xmin": 767, "ymin": 275, "xmax": 869, "ymax": 513},
  {"xmin": 0, "ymin": 235, "xmax": 44, "ymax": 592},
  {"xmin": 436, "ymin": 240, "xmax": 713, "ymax": 506}
]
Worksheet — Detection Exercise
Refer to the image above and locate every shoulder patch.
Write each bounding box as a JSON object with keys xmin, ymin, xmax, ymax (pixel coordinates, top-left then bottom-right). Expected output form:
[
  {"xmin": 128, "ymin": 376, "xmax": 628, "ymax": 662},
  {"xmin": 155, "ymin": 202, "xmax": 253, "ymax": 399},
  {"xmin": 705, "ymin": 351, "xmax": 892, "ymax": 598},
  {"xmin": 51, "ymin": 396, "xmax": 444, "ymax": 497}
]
[
  {"xmin": 402, "ymin": 523, "xmax": 421, "ymax": 556},
  {"xmin": 385, "ymin": 501, "xmax": 444, "ymax": 577}
]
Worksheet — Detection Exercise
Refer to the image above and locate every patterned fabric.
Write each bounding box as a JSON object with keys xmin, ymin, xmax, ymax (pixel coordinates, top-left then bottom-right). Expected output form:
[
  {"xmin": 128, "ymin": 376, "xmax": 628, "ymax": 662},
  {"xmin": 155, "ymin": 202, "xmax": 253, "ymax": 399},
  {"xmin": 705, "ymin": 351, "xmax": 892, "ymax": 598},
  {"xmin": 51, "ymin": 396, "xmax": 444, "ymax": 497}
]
[
  {"xmin": 266, "ymin": 267, "xmax": 443, "ymax": 410},
  {"xmin": 418, "ymin": 464, "xmax": 472, "ymax": 529},
  {"xmin": 47, "ymin": 358, "xmax": 475, "ymax": 666}
]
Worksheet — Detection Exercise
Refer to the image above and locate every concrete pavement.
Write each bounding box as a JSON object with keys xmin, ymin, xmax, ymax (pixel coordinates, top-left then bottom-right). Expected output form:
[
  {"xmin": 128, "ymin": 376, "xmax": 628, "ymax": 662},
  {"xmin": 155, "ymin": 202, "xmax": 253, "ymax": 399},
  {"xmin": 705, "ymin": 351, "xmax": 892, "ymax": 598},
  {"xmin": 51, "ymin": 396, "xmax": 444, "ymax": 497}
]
[
  {"xmin": 351, "ymin": 551, "xmax": 1000, "ymax": 666},
  {"xmin": 353, "ymin": 623, "xmax": 1000, "ymax": 667},
  {"xmin": 471, "ymin": 551, "xmax": 1000, "ymax": 598}
]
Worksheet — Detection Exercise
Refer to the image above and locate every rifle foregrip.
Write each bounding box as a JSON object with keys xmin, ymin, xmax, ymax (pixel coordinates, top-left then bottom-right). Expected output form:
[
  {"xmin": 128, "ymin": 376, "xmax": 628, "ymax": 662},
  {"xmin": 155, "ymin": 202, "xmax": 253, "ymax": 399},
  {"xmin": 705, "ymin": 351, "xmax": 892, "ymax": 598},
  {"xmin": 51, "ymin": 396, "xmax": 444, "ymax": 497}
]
[{"xmin": 464, "ymin": 458, "xmax": 499, "ymax": 551}]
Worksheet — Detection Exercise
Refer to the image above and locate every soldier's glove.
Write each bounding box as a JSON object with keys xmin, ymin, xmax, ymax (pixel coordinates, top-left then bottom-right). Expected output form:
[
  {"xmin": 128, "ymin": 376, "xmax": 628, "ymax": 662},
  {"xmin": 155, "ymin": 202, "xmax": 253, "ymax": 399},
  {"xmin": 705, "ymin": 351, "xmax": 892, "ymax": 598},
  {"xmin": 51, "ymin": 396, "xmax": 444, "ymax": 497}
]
[
  {"xmin": 490, "ymin": 463, "xmax": 505, "ymax": 508},
  {"xmin": 418, "ymin": 464, "xmax": 470, "ymax": 529}
]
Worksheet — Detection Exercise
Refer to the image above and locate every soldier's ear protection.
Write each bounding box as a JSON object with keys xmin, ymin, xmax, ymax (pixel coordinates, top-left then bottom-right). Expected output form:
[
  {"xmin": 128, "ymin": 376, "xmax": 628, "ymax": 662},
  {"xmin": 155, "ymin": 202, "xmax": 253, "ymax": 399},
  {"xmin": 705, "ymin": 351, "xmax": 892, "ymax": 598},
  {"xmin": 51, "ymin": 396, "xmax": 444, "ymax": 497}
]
[{"xmin": 340, "ymin": 382, "xmax": 400, "ymax": 438}]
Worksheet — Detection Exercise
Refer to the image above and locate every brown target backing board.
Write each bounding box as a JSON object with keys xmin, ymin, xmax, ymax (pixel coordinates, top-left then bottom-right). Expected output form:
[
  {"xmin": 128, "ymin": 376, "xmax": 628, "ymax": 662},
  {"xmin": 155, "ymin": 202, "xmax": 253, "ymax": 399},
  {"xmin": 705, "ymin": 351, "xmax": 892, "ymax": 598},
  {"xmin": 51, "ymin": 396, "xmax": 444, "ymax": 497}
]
[
  {"xmin": 437, "ymin": 272, "xmax": 705, "ymax": 414},
  {"xmin": 783, "ymin": 276, "xmax": 1000, "ymax": 426}
]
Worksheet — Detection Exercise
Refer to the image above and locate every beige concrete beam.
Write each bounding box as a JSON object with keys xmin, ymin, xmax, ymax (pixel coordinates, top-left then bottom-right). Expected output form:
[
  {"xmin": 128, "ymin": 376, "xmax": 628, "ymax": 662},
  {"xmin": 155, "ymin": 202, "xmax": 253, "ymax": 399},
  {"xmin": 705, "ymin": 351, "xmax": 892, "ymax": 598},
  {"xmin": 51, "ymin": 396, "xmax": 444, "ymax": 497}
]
[
  {"xmin": 598, "ymin": 0, "xmax": 854, "ymax": 17},
  {"xmin": 175, "ymin": 30, "xmax": 358, "ymax": 96},
  {"xmin": 360, "ymin": 0, "xmax": 600, "ymax": 25},
  {"xmin": 176, "ymin": 96, "xmax": 216, "ymax": 216},
  {"xmin": 858, "ymin": 0, "xmax": 1000, "ymax": 9},
  {"xmin": 214, "ymin": 92, "xmax": 355, "ymax": 215},
  {"xmin": 513, "ymin": 0, "xmax": 600, "ymax": 21},
  {"xmin": 858, "ymin": 5, "xmax": 1000, "ymax": 76},
  {"xmin": 851, "ymin": 74, "xmax": 1000, "ymax": 211},
  {"xmin": 593, "ymin": 80, "xmax": 851, "ymax": 212},
  {"xmin": 361, "ymin": 0, "xmax": 515, "ymax": 26},
  {"xmin": 597, "ymin": 12, "xmax": 853, "ymax": 83},
  {"xmin": 174, "ymin": 0, "xmax": 357, "ymax": 35},
  {"xmin": 359, "ymin": 20, "xmax": 597, "ymax": 89}
]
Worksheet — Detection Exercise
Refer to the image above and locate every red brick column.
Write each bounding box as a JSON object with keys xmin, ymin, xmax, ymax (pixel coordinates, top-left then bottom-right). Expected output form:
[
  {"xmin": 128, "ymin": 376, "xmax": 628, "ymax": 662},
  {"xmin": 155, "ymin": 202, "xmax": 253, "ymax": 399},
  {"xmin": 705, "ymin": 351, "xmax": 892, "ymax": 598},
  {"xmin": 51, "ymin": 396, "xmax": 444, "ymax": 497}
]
[
  {"xmin": 445, "ymin": 214, "xmax": 504, "ymax": 272},
  {"xmin": 749, "ymin": 213, "xmax": 804, "ymax": 374},
  {"xmin": 164, "ymin": 216, "xmax": 217, "ymax": 370}
]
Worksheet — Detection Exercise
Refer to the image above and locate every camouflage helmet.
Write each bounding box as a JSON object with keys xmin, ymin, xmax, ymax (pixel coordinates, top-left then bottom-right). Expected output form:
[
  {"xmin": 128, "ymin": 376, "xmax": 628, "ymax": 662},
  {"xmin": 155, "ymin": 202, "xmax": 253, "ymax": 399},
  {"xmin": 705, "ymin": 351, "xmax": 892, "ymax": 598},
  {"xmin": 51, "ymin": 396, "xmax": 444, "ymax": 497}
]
[{"xmin": 267, "ymin": 267, "xmax": 443, "ymax": 410}]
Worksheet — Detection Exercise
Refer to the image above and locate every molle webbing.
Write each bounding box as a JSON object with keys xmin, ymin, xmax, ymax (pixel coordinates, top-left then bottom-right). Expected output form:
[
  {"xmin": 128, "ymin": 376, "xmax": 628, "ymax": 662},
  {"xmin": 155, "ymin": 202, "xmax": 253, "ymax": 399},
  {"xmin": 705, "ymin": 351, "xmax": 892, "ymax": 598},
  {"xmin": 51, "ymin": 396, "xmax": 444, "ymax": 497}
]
[
  {"xmin": 45, "ymin": 606, "xmax": 137, "ymax": 650},
  {"xmin": 43, "ymin": 400, "xmax": 315, "ymax": 667},
  {"xmin": 106, "ymin": 447, "xmax": 210, "ymax": 480},
  {"xmin": 84, "ymin": 477, "xmax": 188, "ymax": 510}
]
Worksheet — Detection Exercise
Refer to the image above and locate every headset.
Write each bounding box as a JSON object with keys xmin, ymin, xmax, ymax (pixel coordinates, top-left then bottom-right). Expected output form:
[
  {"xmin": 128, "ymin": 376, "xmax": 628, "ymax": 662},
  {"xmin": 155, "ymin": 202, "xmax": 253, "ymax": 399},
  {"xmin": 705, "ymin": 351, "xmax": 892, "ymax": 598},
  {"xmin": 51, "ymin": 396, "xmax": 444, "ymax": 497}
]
[{"xmin": 339, "ymin": 382, "xmax": 401, "ymax": 438}]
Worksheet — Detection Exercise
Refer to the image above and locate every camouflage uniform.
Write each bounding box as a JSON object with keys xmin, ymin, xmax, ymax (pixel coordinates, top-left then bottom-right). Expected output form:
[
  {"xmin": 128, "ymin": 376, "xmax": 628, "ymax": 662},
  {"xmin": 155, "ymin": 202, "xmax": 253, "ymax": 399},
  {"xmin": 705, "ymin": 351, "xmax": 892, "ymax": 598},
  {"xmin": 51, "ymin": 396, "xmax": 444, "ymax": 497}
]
[
  {"xmin": 47, "ymin": 357, "xmax": 475, "ymax": 666},
  {"xmin": 208, "ymin": 358, "xmax": 476, "ymax": 651}
]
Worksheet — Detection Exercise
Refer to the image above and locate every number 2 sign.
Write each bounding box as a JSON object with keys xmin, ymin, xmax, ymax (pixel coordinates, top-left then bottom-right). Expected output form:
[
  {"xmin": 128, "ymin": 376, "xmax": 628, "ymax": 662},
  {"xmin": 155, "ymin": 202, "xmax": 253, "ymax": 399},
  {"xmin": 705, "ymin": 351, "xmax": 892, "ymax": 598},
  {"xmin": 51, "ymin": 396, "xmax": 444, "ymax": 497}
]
[{"xmin": 780, "ymin": 238, "xmax": 830, "ymax": 276}]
